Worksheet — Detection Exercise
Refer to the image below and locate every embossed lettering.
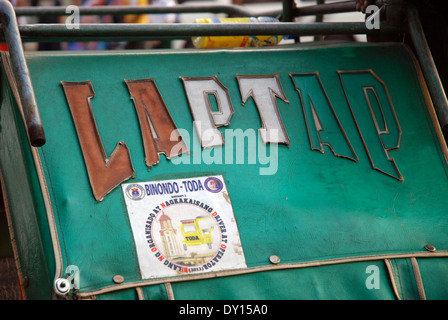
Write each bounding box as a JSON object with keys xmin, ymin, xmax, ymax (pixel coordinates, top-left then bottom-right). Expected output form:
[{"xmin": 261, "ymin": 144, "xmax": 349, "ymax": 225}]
[
  {"xmin": 180, "ymin": 76, "xmax": 234, "ymax": 148},
  {"xmin": 61, "ymin": 81, "xmax": 135, "ymax": 201},
  {"xmin": 290, "ymin": 72, "xmax": 358, "ymax": 162},
  {"xmin": 125, "ymin": 79, "xmax": 188, "ymax": 168},
  {"xmin": 339, "ymin": 70, "xmax": 402, "ymax": 180},
  {"xmin": 237, "ymin": 73, "xmax": 290, "ymax": 145},
  {"xmin": 289, "ymin": 72, "xmax": 358, "ymax": 161}
]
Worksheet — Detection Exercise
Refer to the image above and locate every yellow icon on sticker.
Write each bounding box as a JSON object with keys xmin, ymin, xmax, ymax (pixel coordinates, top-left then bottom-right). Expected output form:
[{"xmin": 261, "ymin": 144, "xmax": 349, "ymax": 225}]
[{"xmin": 180, "ymin": 216, "xmax": 215, "ymax": 250}]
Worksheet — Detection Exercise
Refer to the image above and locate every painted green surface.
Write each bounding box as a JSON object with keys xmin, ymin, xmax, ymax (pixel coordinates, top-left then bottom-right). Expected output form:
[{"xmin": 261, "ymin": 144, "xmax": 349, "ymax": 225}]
[
  {"xmin": 0, "ymin": 64, "xmax": 53, "ymax": 299},
  {"xmin": 170, "ymin": 260, "xmax": 396, "ymax": 300},
  {"xmin": 2, "ymin": 42, "xmax": 448, "ymax": 299}
]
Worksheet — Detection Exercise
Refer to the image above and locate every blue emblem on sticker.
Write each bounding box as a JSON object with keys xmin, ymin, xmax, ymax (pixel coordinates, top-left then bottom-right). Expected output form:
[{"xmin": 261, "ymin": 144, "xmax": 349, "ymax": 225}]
[
  {"xmin": 125, "ymin": 184, "xmax": 145, "ymax": 200},
  {"xmin": 204, "ymin": 177, "xmax": 223, "ymax": 193}
]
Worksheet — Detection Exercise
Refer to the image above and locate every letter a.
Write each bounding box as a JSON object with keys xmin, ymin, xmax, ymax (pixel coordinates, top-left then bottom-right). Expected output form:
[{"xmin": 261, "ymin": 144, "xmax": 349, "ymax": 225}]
[
  {"xmin": 365, "ymin": 5, "xmax": 381, "ymax": 30},
  {"xmin": 125, "ymin": 79, "xmax": 188, "ymax": 168},
  {"xmin": 365, "ymin": 265, "xmax": 380, "ymax": 289},
  {"xmin": 61, "ymin": 81, "xmax": 135, "ymax": 201},
  {"xmin": 290, "ymin": 72, "xmax": 358, "ymax": 162}
]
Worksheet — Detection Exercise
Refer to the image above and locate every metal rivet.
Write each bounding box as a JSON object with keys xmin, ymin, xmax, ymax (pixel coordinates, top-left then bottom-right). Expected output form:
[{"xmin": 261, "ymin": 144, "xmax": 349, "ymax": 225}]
[
  {"xmin": 113, "ymin": 275, "xmax": 125, "ymax": 284},
  {"xmin": 54, "ymin": 278, "xmax": 71, "ymax": 295},
  {"xmin": 424, "ymin": 244, "xmax": 436, "ymax": 252},
  {"xmin": 269, "ymin": 255, "xmax": 280, "ymax": 264}
]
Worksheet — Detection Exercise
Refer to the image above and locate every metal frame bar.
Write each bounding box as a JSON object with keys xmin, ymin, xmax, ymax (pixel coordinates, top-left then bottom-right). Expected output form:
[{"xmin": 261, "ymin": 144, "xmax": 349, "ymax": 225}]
[
  {"xmin": 15, "ymin": 4, "xmax": 262, "ymax": 18},
  {"xmin": 0, "ymin": 0, "xmax": 45, "ymax": 147},
  {"xmin": 0, "ymin": 0, "xmax": 447, "ymax": 148},
  {"xmin": 282, "ymin": 0, "xmax": 295, "ymax": 22},
  {"xmin": 8, "ymin": 21, "xmax": 396, "ymax": 43},
  {"xmin": 11, "ymin": 1, "xmax": 363, "ymax": 19},
  {"xmin": 406, "ymin": 4, "xmax": 448, "ymax": 140},
  {"xmin": 11, "ymin": 0, "xmax": 385, "ymax": 19}
]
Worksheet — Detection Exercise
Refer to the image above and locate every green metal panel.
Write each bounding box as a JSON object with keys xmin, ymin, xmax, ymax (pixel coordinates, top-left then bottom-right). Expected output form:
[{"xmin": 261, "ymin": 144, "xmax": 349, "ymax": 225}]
[
  {"xmin": 170, "ymin": 261, "xmax": 396, "ymax": 300},
  {"xmin": 2, "ymin": 41, "xmax": 448, "ymax": 299},
  {"xmin": 0, "ymin": 62, "xmax": 54, "ymax": 299}
]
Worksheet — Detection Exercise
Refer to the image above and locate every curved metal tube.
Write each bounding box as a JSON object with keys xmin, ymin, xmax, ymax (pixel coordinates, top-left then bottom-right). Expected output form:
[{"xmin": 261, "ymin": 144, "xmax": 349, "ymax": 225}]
[
  {"xmin": 407, "ymin": 5, "xmax": 448, "ymax": 141},
  {"xmin": 0, "ymin": 0, "xmax": 45, "ymax": 147},
  {"xmin": 15, "ymin": 4, "xmax": 254, "ymax": 17},
  {"xmin": 12, "ymin": 21, "xmax": 395, "ymax": 42},
  {"xmin": 11, "ymin": 1, "xmax": 376, "ymax": 19}
]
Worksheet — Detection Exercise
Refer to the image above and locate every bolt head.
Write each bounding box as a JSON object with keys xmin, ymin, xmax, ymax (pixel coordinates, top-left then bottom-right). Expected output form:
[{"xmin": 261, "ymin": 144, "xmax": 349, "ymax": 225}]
[
  {"xmin": 113, "ymin": 274, "xmax": 125, "ymax": 284},
  {"xmin": 54, "ymin": 278, "xmax": 71, "ymax": 295},
  {"xmin": 269, "ymin": 255, "xmax": 281, "ymax": 264}
]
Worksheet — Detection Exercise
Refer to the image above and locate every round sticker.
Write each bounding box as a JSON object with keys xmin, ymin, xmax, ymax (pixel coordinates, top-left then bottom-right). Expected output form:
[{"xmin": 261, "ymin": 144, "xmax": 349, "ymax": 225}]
[
  {"xmin": 204, "ymin": 177, "xmax": 223, "ymax": 193},
  {"xmin": 125, "ymin": 184, "xmax": 145, "ymax": 201}
]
